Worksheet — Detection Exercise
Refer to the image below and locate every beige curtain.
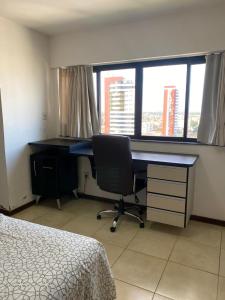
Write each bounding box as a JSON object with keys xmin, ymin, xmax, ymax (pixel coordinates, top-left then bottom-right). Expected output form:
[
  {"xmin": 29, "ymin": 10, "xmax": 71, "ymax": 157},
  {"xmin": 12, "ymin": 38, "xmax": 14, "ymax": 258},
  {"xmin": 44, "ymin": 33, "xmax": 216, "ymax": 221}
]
[
  {"xmin": 59, "ymin": 65, "xmax": 99, "ymax": 138},
  {"xmin": 198, "ymin": 52, "xmax": 225, "ymax": 145}
]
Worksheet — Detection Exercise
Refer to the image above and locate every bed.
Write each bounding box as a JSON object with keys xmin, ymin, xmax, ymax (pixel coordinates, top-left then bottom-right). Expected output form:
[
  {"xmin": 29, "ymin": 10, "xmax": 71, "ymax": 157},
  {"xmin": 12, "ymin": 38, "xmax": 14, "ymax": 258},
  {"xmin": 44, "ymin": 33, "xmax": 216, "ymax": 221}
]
[{"xmin": 0, "ymin": 214, "xmax": 116, "ymax": 300}]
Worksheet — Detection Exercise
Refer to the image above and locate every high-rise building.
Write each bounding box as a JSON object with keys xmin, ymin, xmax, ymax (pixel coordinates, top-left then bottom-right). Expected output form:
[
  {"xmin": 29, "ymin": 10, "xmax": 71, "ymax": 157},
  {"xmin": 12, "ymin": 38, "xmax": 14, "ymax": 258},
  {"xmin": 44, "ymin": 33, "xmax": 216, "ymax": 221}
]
[
  {"xmin": 162, "ymin": 85, "xmax": 179, "ymax": 136},
  {"xmin": 104, "ymin": 77, "xmax": 135, "ymax": 135}
]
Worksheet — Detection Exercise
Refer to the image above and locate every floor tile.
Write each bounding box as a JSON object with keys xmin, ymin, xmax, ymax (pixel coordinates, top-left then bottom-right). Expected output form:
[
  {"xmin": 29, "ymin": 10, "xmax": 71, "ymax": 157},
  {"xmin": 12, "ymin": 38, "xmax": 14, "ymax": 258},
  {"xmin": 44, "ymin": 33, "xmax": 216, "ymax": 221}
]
[
  {"xmin": 170, "ymin": 238, "xmax": 220, "ymax": 274},
  {"xmin": 218, "ymin": 276, "xmax": 225, "ymax": 300},
  {"xmin": 61, "ymin": 213, "xmax": 107, "ymax": 236},
  {"xmin": 190, "ymin": 220, "xmax": 222, "ymax": 232},
  {"xmin": 32, "ymin": 210, "xmax": 75, "ymax": 229},
  {"xmin": 219, "ymin": 249, "xmax": 225, "ymax": 277},
  {"xmin": 62, "ymin": 198, "xmax": 112, "ymax": 215},
  {"xmin": 153, "ymin": 294, "xmax": 173, "ymax": 300},
  {"xmin": 115, "ymin": 280, "xmax": 153, "ymax": 300},
  {"xmin": 13, "ymin": 204, "xmax": 54, "ymax": 221},
  {"xmin": 102, "ymin": 242, "xmax": 124, "ymax": 266},
  {"xmin": 37, "ymin": 197, "xmax": 67, "ymax": 209},
  {"xmin": 180, "ymin": 221, "xmax": 221, "ymax": 248},
  {"xmin": 112, "ymin": 249, "xmax": 166, "ymax": 292},
  {"xmin": 157, "ymin": 262, "xmax": 218, "ymax": 300},
  {"xmin": 94, "ymin": 220, "xmax": 139, "ymax": 247},
  {"xmin": 128, "ymin": 223, "xmax": 177, "ymax": 259},
  {"xmin": 148, "ymin": 222, "xmax": 183, "ymax": 236},
  {"xmin": 55, "ymin": 199, "xmax": 86, "ymax": 216}
]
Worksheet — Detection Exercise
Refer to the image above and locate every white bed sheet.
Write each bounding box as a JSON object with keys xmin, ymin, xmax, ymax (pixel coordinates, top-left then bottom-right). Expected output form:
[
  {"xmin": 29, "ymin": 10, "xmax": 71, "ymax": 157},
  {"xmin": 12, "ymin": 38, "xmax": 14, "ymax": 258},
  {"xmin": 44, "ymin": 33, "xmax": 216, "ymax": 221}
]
[{"xmin": 0, "ymin": 214, "xmax": 116, "ymax": 300}]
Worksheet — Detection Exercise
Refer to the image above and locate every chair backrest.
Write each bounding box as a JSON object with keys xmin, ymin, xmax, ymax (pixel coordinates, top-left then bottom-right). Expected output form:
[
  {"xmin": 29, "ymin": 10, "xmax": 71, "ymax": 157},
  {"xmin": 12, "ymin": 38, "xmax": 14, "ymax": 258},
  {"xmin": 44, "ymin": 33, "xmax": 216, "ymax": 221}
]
[{"xmin": 92, "ymin": 134, "xmax": 133, "ymax": 196}]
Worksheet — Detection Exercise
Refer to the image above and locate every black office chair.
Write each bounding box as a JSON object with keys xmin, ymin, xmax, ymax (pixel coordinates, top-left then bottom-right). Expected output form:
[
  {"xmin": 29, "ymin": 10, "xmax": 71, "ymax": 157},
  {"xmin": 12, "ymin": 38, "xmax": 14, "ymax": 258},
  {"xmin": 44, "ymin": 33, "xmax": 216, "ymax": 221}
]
[{"xmin": 92, "ymin": 134, "xmax": 145, "ymax": 232}]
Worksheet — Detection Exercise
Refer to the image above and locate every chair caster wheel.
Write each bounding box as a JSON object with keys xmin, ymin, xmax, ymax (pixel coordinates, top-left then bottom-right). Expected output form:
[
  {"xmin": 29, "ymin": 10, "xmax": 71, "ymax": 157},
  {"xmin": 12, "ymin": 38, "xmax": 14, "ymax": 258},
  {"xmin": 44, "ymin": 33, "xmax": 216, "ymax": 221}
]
[
  {"xmin": 97, "ymin": 215, "xmax": 101, "ymax": 220},
  {"xmin": 110, "ymin": 227, "xmax": 116, "ymax": 232},
  {"xmin": 140, "ymin": 223, "xmax": 144, "ymax": 228}
]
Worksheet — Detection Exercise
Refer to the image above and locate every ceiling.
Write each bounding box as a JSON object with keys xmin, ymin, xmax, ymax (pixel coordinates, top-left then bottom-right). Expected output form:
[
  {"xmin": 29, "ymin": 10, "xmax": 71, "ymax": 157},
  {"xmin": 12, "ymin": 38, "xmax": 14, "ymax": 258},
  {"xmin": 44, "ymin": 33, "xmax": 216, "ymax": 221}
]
[{"xmin": 0, "ymin": 0, "xmax": 224, "ymax": 35}]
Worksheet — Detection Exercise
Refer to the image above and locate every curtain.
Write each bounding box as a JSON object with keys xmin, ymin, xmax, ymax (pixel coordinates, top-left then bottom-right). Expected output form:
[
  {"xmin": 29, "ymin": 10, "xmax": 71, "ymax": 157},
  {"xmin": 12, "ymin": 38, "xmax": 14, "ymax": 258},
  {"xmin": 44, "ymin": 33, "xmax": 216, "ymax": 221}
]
[
  {"xmin": 59, "ymin": 65, "xmax": 99, "ymax": 138},
  {"xmin": 197, "ymin": 52, "xmax": 225, "ymax": 145}
]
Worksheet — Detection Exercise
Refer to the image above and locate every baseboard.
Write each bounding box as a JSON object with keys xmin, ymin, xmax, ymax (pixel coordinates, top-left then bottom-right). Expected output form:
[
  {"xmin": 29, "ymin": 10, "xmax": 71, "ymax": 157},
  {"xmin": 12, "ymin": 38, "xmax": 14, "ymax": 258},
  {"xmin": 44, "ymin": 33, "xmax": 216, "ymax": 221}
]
[
  {"xmin": 0, "ymin": 200, "xmax": 35, "ymax": 216},
  {"xmin": 190, "ymin": 215, "xmax": 225, "ymax": 227},
  {"xmin": 78, "ymin": 193, "xmax": 117, "ymax": 204},
  {"xmin": 0, "ymin": 207, "xmax": 10, "ymax": 215}
]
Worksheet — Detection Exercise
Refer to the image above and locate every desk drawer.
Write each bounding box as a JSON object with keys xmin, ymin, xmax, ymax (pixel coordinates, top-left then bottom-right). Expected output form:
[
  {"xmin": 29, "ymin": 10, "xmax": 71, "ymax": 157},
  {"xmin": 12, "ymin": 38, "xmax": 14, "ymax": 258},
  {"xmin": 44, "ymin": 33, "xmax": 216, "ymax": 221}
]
[
  {"xmin": 147, "ymin": 178, "xmax": 186, "ymax": 198},
  {"xmin": 147, "ymin": 193, "xmax": 185, "ymax": 213},
  {"xmin": 147, "ymin": 207, "xmax": 185, "ymax": 227},
  {"xmin": 147, "ymin": 164, "xmax": 187, "ymax": 182}
]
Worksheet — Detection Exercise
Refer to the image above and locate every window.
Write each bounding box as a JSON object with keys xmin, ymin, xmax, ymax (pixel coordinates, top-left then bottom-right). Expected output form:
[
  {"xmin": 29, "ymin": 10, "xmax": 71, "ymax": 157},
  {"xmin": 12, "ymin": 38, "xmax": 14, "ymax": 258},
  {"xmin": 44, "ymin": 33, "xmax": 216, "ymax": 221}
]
[{"xmin": 94, "ymin": 56, "xmax": 206, "ymax": 142}]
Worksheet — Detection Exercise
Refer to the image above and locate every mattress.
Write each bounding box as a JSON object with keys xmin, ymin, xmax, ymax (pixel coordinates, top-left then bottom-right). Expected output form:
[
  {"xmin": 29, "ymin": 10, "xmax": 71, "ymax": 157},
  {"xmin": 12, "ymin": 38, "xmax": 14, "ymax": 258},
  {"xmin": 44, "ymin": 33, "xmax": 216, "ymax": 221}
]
[{"xmin": 0, "ymin": 214, "xmax": 116, "ymax": 300}]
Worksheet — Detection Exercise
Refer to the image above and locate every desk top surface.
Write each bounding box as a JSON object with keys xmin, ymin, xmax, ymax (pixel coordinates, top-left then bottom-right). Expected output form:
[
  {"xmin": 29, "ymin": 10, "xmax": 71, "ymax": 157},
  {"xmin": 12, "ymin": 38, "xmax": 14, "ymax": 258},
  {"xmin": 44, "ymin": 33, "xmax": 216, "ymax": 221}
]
[
  {"xmin": 29, "ymin": 138, "xmax": 198, "ymax": 167},
  {"xmin": 29, "ymin": 138, "xmax": 88, "ymax": 148},
  {"xmin": 71, "ymin": 147, "xmax": 198, "ymax": 167}
]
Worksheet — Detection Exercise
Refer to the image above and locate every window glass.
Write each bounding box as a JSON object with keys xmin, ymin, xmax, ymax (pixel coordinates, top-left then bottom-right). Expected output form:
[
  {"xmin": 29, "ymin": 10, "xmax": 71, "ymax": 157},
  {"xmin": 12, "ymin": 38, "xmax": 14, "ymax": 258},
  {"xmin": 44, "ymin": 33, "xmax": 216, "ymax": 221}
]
[
  {"xmin": 100, "ymin": 69, "xmax": 135, "ymax": 135},
  {"xmin": 142, "ymin": 65, "xmax": 187, "ymax": 137}
]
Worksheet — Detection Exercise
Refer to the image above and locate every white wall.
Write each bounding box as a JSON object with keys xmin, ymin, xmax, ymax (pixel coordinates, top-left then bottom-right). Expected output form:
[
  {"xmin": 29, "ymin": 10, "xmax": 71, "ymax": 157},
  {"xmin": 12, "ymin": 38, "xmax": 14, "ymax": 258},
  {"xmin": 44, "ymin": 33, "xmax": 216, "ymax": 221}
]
[
  {"xmin": 0, "ymin": 92, "xmax": 9, "ymax": 210},
  {"xmin": 50, "ymin": 3, "xmax": 225, "ymax": 67},
  {"xmin": 0, "ymin": 17, "xmax": 49, "ymax": 210},
  {"xmin": 49, "ymin": 2, "xmax": 225, "ymax": 221}
]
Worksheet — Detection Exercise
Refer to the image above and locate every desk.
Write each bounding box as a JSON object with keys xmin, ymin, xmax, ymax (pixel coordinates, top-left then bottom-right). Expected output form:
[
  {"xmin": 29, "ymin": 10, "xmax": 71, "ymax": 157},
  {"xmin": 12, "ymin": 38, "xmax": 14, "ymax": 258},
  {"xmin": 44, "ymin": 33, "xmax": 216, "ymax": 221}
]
[{"xmin": 29, "ymin": 138, "xmax": 198, "ymax": 228}]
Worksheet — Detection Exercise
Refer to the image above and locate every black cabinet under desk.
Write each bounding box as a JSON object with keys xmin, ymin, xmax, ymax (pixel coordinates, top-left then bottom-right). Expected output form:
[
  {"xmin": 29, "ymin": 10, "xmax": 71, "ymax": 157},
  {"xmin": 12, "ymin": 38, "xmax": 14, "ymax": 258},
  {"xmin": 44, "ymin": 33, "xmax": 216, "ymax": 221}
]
[
  {"xmin": 30, "ymin": 150, "xmax": 78, "ymax": 208},
  {"xmin": 29, "ymin": 138, "xmax": 90, "ymax": 208}
]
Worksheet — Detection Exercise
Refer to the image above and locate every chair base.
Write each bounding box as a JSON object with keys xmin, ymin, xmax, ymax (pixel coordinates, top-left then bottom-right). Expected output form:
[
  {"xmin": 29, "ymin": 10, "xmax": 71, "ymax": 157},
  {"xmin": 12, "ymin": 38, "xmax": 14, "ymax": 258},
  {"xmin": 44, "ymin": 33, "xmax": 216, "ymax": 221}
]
[{"xmin": 97, "ymin": 199, "xmax": 144, "ymax": 232}]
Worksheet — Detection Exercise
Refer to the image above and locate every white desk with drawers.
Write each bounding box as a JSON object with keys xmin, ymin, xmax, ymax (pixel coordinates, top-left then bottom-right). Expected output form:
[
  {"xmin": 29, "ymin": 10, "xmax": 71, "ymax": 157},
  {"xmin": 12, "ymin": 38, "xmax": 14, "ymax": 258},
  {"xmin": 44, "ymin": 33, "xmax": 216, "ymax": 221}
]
[{"xmin": 146, "ymin": 163, "xmax": 195, "ymax": 228}]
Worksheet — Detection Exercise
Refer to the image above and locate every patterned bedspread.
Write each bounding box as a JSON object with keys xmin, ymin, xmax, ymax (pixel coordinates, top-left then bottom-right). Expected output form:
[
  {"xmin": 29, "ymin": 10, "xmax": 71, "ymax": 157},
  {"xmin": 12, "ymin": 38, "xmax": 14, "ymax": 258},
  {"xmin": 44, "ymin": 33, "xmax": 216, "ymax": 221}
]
[{"xmin": 0, "ymin": 214, "xmax": 116, "ymax": 300}]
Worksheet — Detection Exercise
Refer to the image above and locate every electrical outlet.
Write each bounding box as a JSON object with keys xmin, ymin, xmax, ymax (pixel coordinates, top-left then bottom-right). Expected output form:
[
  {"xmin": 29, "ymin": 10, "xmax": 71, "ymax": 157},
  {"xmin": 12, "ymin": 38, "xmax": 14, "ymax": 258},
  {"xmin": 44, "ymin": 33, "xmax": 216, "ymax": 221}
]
[
  {"xmin": 83, "ymin": 172, "xmax": 89, "ymax": 193},
  {"xmin": 42, "ymin": 113, "xmax": 47, "ymax": 121}
]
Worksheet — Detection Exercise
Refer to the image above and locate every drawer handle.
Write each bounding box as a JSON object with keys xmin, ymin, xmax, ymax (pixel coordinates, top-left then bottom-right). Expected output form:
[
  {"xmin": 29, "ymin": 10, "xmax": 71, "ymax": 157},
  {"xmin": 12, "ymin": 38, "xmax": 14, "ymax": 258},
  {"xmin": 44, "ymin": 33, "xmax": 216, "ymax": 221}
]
[
  {"xmin": 42, "ymin": 166, "xmax": 54, "ymax": 170},
  {"xmin": 34, "ymin": 161, "xmax": 37, "ymax": 176},
  {"xmin": 151, "ymin": 180, "xmax": 185, "ymax": 185},
  {"xmin": 151, "ymin": 196, "xmax": 185, "ymax": 201}
]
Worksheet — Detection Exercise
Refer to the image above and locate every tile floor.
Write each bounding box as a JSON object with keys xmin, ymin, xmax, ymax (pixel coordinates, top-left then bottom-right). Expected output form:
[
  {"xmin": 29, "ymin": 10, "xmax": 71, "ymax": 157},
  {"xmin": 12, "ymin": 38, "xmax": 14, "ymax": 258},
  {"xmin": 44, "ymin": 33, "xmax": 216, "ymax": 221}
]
[{"xmin": 13, "ymin": 197, "xmax": 225, "ymax": 300}]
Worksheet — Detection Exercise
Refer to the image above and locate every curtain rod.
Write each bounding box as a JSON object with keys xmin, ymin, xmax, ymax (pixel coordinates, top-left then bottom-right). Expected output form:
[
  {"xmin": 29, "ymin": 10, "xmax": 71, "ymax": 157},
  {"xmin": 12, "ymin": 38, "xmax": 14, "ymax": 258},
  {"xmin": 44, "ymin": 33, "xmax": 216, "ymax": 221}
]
[{"xmin": 52, "ymin": 50, "xmax": 225, "ymax": 69}]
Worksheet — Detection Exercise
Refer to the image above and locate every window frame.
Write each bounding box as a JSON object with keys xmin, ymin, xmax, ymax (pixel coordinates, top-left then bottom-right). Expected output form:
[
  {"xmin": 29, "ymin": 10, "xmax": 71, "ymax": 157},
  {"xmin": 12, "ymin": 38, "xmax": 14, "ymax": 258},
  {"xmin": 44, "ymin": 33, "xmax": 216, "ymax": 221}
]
[{"xmin": 93, "ymin": 56, "xmax": 205, "ymax": 142}]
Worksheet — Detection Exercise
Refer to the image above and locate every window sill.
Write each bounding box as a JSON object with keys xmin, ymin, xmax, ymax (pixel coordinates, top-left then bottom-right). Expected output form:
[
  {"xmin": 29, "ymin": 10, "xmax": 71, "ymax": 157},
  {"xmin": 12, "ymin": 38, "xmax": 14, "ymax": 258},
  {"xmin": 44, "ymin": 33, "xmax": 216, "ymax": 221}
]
[{"xmin": 130, "ymin": 138, "xmax": 209, "ymax": 146}]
